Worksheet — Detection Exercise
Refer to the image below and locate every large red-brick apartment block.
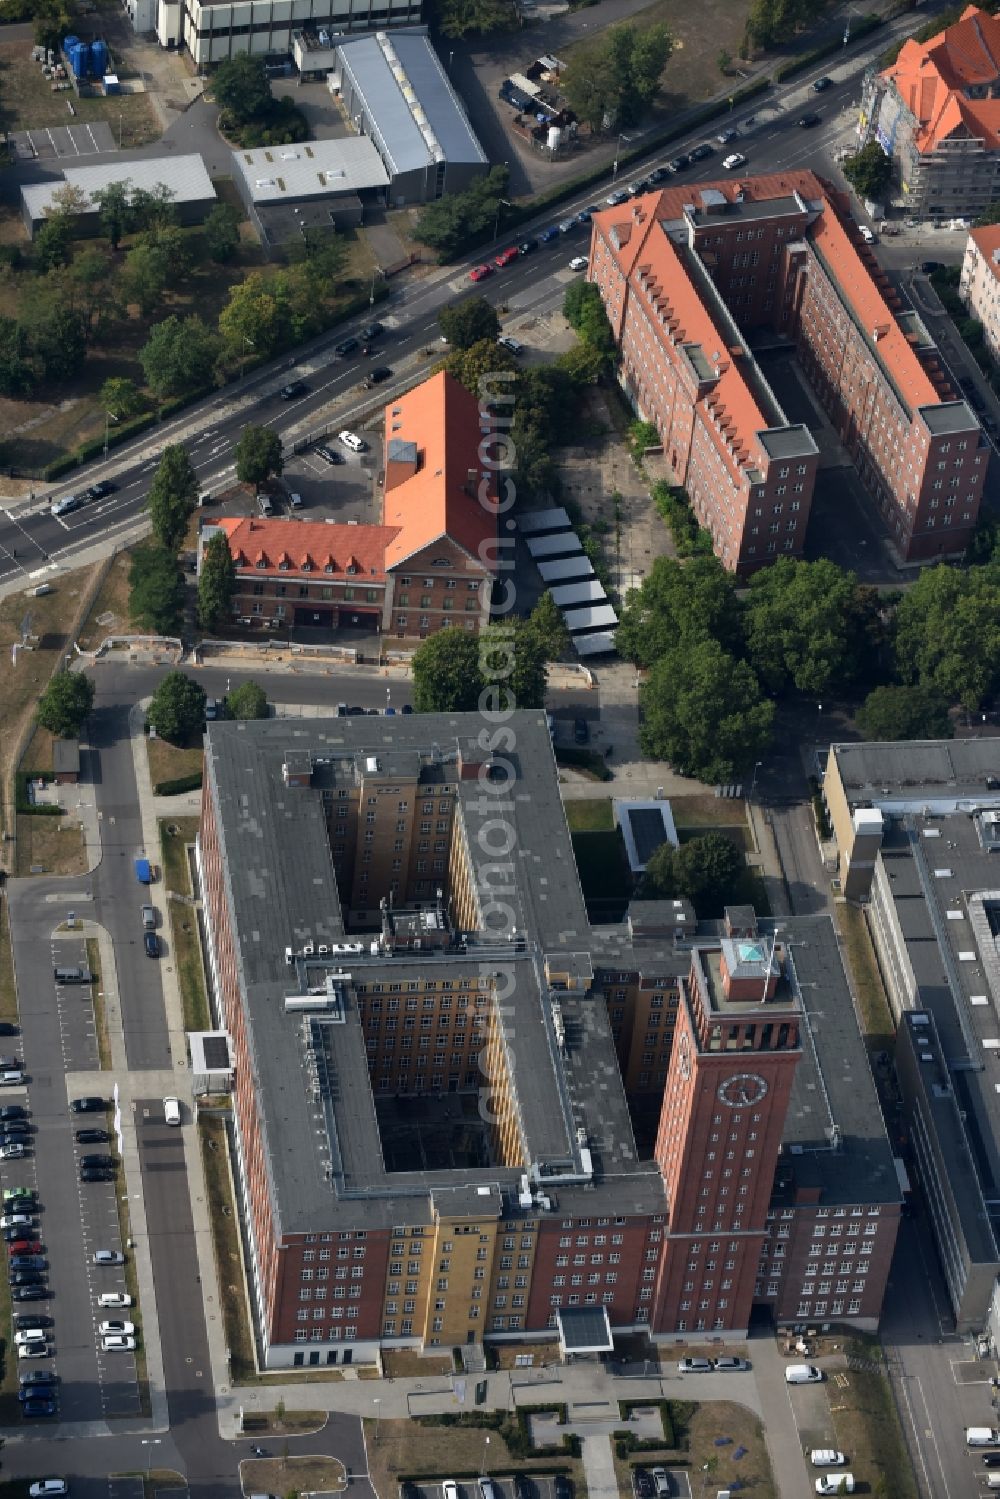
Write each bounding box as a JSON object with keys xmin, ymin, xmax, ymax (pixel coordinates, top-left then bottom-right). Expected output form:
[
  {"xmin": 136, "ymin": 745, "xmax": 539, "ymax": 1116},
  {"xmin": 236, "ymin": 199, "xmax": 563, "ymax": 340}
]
[
  {"xmin": 206, "ymin": 369, "xmax": 496, "ymax": 642},
  {"xmin": 198, "ymin": 710, "xmax": 899, "ymax": 1369},
  {"xmin": 589, "ymin": 171, "xmax": 988, "ymax": 572}
]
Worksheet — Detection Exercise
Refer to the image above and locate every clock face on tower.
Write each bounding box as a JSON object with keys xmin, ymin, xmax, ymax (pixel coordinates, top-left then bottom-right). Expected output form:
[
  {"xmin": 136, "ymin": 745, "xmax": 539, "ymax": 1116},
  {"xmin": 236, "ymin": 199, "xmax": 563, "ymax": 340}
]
[{"xmin": 717, "ymin": 1072, "xmax": 768, "ymax": 1107}]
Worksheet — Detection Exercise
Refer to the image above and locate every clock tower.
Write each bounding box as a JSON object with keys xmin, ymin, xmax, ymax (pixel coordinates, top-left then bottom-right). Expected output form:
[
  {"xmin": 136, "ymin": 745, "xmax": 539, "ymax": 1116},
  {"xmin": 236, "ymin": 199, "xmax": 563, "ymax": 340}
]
[{"xmin": 650, "ymin": 927, "xmax": 802, "ymax": 1336}]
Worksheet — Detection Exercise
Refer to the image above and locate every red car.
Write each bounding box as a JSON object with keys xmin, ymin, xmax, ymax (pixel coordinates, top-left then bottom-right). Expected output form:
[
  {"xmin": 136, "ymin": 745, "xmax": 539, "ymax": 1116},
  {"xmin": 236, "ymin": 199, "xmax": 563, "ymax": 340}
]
[
  {"xmin": 494, "ymin": 247, "xmax": 519, "ymax": 268},
  {"xmin": 469, "ymin": 264, "xmax": 493, "ymax": 282},
  {"xmin": 9, "ymin": 1240, "xmax": 42, "ymax": 1255}
]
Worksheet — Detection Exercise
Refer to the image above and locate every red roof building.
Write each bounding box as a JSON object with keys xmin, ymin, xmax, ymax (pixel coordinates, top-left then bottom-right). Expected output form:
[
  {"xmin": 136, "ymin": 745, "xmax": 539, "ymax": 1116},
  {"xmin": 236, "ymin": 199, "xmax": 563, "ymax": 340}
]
[
  {"xmin": 860, "ymin": 5, "xmax": 1000, "ymax": 219},
  {"xmin": 204, "ymin": 371, "xmax": 496, "ymax": 641},
  {"xmin": 589, "ymin": 171, "xmax": 986, "ymax": 570}
]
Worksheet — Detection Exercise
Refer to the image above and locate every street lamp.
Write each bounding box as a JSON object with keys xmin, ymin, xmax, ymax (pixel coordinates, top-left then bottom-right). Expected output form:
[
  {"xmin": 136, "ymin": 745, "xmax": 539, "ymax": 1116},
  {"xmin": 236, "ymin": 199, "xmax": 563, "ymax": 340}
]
[
  {"xmin": 370, "ymin": 265, "xmax": 385, "ymax": 308},
  {"xmin": 142, "ymin": 1438, "xmax": 161, "ymax": 1479},
  {"xmin": 103, "ymin": 408, "xmax": 119, "ymax": 460},
  {"xmin": 749, "ymin": 759, "xmax": 763, "ymax": 800},
  {"xmin": 612, "ymin": 132, "xmax": 632, "ymax": 183},
  {"xmin": 481, "ymin": 1434, "xmax": 490, "ymax": 1477},
  {"xmin": 386, "ymin": 686, "xmax": 392, "ymax": 712},
  {"xmin": 241, "ymin": 335, "xmax": 255, "ymax": 381},
  {"xmin": 373, "ymin": 1396, "xmax": 381, "ymax": 1445},
  {"xmin": 493, "ymin": 197, "xmax": 512, "ymax": 243}
]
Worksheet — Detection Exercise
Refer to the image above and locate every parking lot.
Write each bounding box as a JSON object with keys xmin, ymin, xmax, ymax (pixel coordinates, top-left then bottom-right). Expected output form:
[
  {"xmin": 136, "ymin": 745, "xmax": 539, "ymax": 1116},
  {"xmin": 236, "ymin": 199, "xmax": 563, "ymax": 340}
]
[
  {"xmin": 407, "ymin": 1478, "xmax": 564, "ymax": 1499},
  {"xmin": 1, "ymin": 948, "xmax": 139, "ymax": 1423}
]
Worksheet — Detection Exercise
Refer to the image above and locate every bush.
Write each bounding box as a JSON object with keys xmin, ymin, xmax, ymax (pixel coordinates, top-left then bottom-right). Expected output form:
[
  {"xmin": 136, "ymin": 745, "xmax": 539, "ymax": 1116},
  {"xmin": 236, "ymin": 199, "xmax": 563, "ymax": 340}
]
[
  {"xmin": 43, "ymin": 410, "xmax": 158, "ymax": 480},
  {"xmin": 652, "ymin": 481, "xmax": 714, "ymax": 558},
  {"xmin": 152, "ymin": 771, "xmax": 204, "ymax": 796}
]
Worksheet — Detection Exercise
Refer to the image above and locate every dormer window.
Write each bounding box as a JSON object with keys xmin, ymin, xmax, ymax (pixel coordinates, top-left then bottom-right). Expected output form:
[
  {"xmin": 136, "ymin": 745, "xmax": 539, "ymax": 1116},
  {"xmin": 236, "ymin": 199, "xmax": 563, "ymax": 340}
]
[
  {"xmin": 278, "ymin": 560, "xmax": 290, "ymax": 571},
  {"xmin": 324, "ymin": 563, "xmax": 334, "ymax": 575},
  {"xmin": 255, "ymin": 560, "xmax": 266, "ymax": 570},
  {"xmin": 347, "ymin": 564, "xmax": 357, "ymax": 575},
  {"xmin": 301, "ymin": 559, "xmax": 312, "ymax": 572}
]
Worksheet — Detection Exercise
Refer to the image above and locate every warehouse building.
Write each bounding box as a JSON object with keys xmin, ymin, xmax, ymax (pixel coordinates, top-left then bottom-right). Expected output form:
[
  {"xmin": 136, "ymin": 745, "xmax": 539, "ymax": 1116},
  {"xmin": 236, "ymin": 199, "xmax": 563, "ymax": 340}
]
[
  {"xmin": 231, "ymin": 137, "xmax": 389, "ymax": 252},
  {"xmin": 155, "ymin": 0, "xmax": 420, "ymax": 67},
  {"xmin": 330, "ymin": 29, "xmax": 488, "ymax": 205},
  {"xmin": 20, "ymin": 153, "xmax": 216, "ymax": 237},
  {"xmin": 197, "ymin": 710, "xmax": 897, "ymax": 1369}
]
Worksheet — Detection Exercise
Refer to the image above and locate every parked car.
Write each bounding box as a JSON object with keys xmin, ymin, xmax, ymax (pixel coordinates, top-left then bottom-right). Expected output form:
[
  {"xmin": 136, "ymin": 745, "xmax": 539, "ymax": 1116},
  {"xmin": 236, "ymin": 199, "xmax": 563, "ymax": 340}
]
[
  {"xmin": 14, "ymin": 1329, "xmax": 48, "ymax": 1346},
  {"xmin": 80, "ymin": 1155, "xmax": 116, "ymax": 1170},
  {"xmin": 29, "ymin": 1484, "xmax": 67, "ymax": 1497},
  {"xmin": 144, "ymin": 932, "xmax": 159, "ymax": 959},
  {"xmin": 689, "ymin": 142, "xmax": 714, "ymax": 161},
  {"xmin": 288, "ymin": 492, "xmax": 304, "ymax": 508},
  {"xmin": 280, "ymin": 380, "xmax": 307, "ymax": 400},
  {"xmin": 666, "ymin": 155, "xmax": 689, "ymax": 173},
  {"xmin": 568, "ymin": 256, "xmax": 588, "ymax": 272},
  {"xmin": 0, "ymin": 1216, "xmax": 33, "ymax": 1232},
  {"xmin": 71, "ymin": 1097, "xmax": 105, "ymax": 1114},
  {"xmin": 98, "ymin": 1292, "xmax": 133, "ymax": 1308},
  {"xmin": 723, "ymin": 152, "xmax": 747, "ymax": 169},
  {"xmin": 677, "ymin": 1357, "xmax": 713, "ymax": 1373},
  {"xmin": 443, "ymin": 1484, "xmax": 459, "ymax": 1499},
  {"xmin": 13, "ymin": 1287, "xmax": 49, "ymax": 1301},
  {"xmin": 558, "ymin": 217, "xmax": 578, "ymax": 234},
  {"xmin": 573, "ymin": 718, "xmax": 589, "ymax": 744},
  {"xmin": 334, "ymin": 337, "xmax": 359, "ymax": 357},
  {"xmin": 498, "ymin": 334, "xmax": 524, "ymax": 354},
  {"xmin": 632, "ymin": 1470, "xmax": 654, "ymax": 1499},
  {"xmin": 80, "ymin": 1168, "xmax": 114, "ymax": 1183},
  {"xmin": 494, "ymin": 246, "xmax": 519, "ymax": 267},
  {"xmin": 815, "ymin": 1477, "xmax": 854, "ymax": 1496},
  {"xmin": 810, "ymin": 1451, "xmax": 847, "ymax": 1468},
  {"xmin": 315, "ymin": 445, "xmax": 344, "ymax": 465},
  {"xmin": 604, "ymin": 191, "xmax": 629, "ymax": 207},
  {"xmin": 11, "ymin": 1257, "xmax": 47, "ymax": 1272},
  {"xmin": 99, "ymin": 1320, "xmax": 135, "ymax": 1336},
  {"xmin": 785, "ymin": 1363, "xmax": 823, "ymax": 1383},
  {"xmin": 22, "ymin": 1397, "xmax": 57, "ymax": 1417},
  {"xmin": 11, "ymin": 1271, "xmax": 46, "ymax": 1286},
  {"xmin": 920, "ymin": 260, "xmax": 944, "ymax": 273},
  {"xmin": 813, "ymin": 75, "xmax": 833, "ymax": 90},
  {"xmin": 19, "ymin": 1382, "xmax": 56, "ymax": 1398},
  {"xmin": 102, "ymin": 1334, "xmax": 136, "ymax": 1352},
  {"xmin": 648, "ymin": 166, "xmax": 669, "ymax": 182},
  {"xmin": 716, "ymin": 128, "xmax": 738, "ymax": 143},
  {"xmin": 650, "ymin": 1472, "xmax": 669, "ymax": 1499},
  {"xmin": 0, "ymin": 1070, "xmax": 25, "ymax": 1086},
  {"xmin": 93, "ymin": 1250, "xmax": 125, "ymax": 1266},
  {"xmin": 858, "ymin": 223, "xmax": 876, "ymax": 244},
  {"xmin": 338, "ymin": 430, "xmax": 367, "ymax": 453},
  {"xmin": 4, "ymin": 1189, "xmax": 36, "ymax": 1204},
  {"xmin": 15, "ymin": 1316, "xmax": 52, "ymax": 1332},
  {"xmin": 0, "ymin": 1143, "xmax": 26, "ymax": 1160},
  {"xmin": 164, "ymin": 1096, "xmax": 181, "ymax": 1127},
  {"xmin": 1, "ymin": 1121, "xmax": 30, "ymax": 1136},
  {"xmin": 469, "ymin": 264, "xmax": 493, "ymax": 282},
  {"xmin": 540, "ymin": 225, "xmax": 562, "ymax": 241},
  {"xmin": 518, "ymin": 238, "xmax": 539, "ymax": 254},
  {"xmin": 714, "ymin": 1355, "xmax": 750, "ymax": 1371}
]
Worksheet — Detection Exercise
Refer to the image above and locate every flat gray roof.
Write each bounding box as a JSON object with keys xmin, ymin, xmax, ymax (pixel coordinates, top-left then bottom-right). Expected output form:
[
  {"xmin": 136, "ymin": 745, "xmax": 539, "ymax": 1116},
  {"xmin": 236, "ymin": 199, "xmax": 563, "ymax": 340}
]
[
  {"xmin": 549, "ymin": 580, "xmax": 606, "ymax": 607},
  {"xmin": 21, "ymin": 153, "xmax": 215, "ymax": 221},
  {"xmin": 562, "ymin": 604, "xmax": 618, "ymax": 632},
  {"xmin": 527, "ymin": 532, "xmax": 583, "ymax": 558},
  {"xmin": 918, "ymin": 400, "xmax": 980, "ymax": 435},
  {"xmin": 336, "ymin": 29, "xmax": 486, "ymax": 177},
  {"xmin": 830, "ymin": 739, "xmax": 1000, "ymax": 808},
  {"xmin": 518, "ymin": 507, "xmax": 572, "ymax": 535},
  {"xmin": 232, "ymin": 138, "xmax": 388, "ymax": 202},
  {"xmin": 574, "ymin": 631, "xmax": 617, "ymax": 657},
  {"xmin": 758, "ymin": 423, "xmax": 819, "ymax": 460},
  {"xmin": 537, "ymin": 556, "xmax": 594, "ymax": 584}
]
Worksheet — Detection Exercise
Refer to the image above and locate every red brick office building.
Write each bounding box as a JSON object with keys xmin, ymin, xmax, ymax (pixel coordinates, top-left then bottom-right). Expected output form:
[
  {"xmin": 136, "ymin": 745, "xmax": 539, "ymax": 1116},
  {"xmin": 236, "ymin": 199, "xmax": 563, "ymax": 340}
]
[{"xmin": 589, "ymin": 171, "xmax": 987, "ymax": 571}]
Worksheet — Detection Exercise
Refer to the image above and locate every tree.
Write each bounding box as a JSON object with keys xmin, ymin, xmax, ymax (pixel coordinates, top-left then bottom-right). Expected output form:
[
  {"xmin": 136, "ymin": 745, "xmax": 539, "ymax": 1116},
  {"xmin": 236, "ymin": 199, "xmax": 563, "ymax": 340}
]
[
  {"xmin": 128, "ymin": 544, "xmax": 186, "ymax": 635},
  {"xmin": 528, "ymin": 591, "xmax": 570, "ymax": 661},
  {"xmin": 431, "ymin": 0, "xmax": 516, "ymax": 38},
  {"xmin": 642, "ymin": 840, "xmax": 678, "ymax": 899},
  {"xmin": 439, "ymin": 296, "xmax": 500, "ymax": 350},
  {"xmin": 481, "ymin": 620, "xmax": 547, "ymax": 710},
  {"xmin": 562, "ymin": 280, "xmax": 615, "ymax": 367},
  {"xmin": 34, "ymin": 214, "xmax": 74, "ymax": 273},
  {"xmin": 640, "ymin": 638, "xmax": 774, "ymax": 782},
  {"xmin": 139, "ymin": 315, "xmax": 221, "ymax": 399},
  {"xmin": 121, "ymin": 240, "xmax": 171, "ymax": 317},
  {"xmin": 672, "ymin": 832, "xmax": 745, "ymax": 915},
  {"xmin": 129, "ymin": 183, "xmax": 177, "ymax": 234},
  {"xmin": 744, "ymin": 556, "xmax": 879, "ymax": 697},
  {"xmin": 29, "ymin": 300, "xmax": 87, "ymax": 383},
  {"xmin": 93, "ymin": 180, "xmax": 134, "ymax": 250},
  {"xmin": 37, "ymin": 670, "xmax": 94, "ymax": 738},
  {"xmin": 413, "ymin": 166, "xmax": 510, "ymax": 261},
  {"xmin": 557, "ymin": 340, "xmax": 608, "ymax": 386},
  {"xmin": 146, "ymin": 671, "xmax": 207, "ymax": 744},
  {"xmin": 856, "ymin": 684, "xmax": 953, "ymax": 742},
  {"xmin": 974, "ymin": 201, "xmax": 1000, "ymax": 228},
  {"xmin": 235, "ymin": 425, "xmax": 283, "ymax": 490},
  {"xmin": 0, "ymin": 318, "xmax": 35, "ymax": 398},
  {"xmin": 204, "ymin": 202, "xmax": 242, "ymax": 263},
  {"xmin": 147, "ymin": 445, "xmax": 199, "ymax": 553},
  {"xmin": 197, "ymin": 530, "xmax": 237, "ymax": 633},
  {"xmin": 67, "ymin": 247, "xmax": 119, "ymax": 343},
  {"xmin": 562, "ymin": 22, "xmax": 673, "ymax": 131},
  {"xmin": 442, "ymin": 337, "xmax": 520, "ymax": 395},
  {"xmin": 894, "ymin": 563, "xmax": 1000, "ymax": 710},
  {"xmin": 412, "ymin": 628, "xmax": 485, "ymax": 712},
  {"xmin": 219, "ymin": 272, "xmax": 283, "ymax": 358},
  {"xmin": 211, "ymin": 52, "xmax": 272, "ymax": 126},
  {"xmin": 843, "ymin": 141, "xmax": 892, "ymax": 202},
  {"xmin": 616, "ymin": 554, "xmax": 743, "ymax": 668},
  {"xmin": 100, "ymin": 376, "xmax": 145, "ymax": 420},
  {"xmin": 225, "ymin": 680, "xmax": 269, "ymax": 720}
]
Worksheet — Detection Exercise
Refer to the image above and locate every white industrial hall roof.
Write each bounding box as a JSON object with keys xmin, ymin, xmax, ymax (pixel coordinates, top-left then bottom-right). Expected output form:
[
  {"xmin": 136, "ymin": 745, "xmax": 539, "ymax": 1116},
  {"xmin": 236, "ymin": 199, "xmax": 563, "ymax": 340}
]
[
  {"xmin": 526, "ymin": 532, "xmax": 583, "ymax": 559},
  {"xmin": 549, "ymin": 580, "xmax": 607, "ymax": 608},
  {"xmin": 21, "ymin": 153, "xmax": 215, "ymax": 220},
  {"xmin": 232, "ymin": 137, "xmax": 389, "ymax": 203},
  {"xmin": 335, "ymin": 29, "xmax": 487, "ymax": 177},
  {"xmin": 573, "ymin": 631, "xmax": 617, "ymax": 657},
  {"xmin": 562, "ymin": 603, "xmax": 618, "ymax": 633}
]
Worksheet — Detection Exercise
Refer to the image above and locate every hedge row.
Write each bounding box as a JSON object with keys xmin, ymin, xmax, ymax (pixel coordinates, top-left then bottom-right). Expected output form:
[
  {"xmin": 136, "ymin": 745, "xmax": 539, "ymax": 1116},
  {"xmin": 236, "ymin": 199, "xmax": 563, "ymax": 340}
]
[
  {"xmin": 152, "ymin": 771, "xmax": 204, "ymax": 797},
  {"xmin": 15, "ymin": 768, "xmax": 62, "ymax": 817},
  {"xmin": 772, "ymin": 11, "xmax": 883, "ymax": 82},
  {"xmin": 43, "ymin": 409, "xmax": 158, "ymax": 482},
  {"xmin": 617, "ymin": 1399, "xmax": 677, "ymax": 1447}
]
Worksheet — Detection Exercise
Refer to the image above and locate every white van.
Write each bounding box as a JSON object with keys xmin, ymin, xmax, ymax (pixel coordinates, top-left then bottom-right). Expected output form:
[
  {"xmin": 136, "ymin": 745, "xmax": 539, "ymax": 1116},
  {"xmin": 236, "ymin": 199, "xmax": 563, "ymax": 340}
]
[
  {"xmin": 785, "ymin": 1363, "xmax": 823, "ymax": 1384},
  {"xmin": 987, "ymin": 1477, "xmax": 1000, "ymax": 1491},
  {"xmin": 164, "ymin": 1097, "xmax": 181, "ymax": 1127},
  {"xmin": 815, "ymin": 1477, "xmax": 853, "ymax": 1496},
  {"xmin": 966, "ymin": 1427, "xmax": 1000, "ymax": 1446}
]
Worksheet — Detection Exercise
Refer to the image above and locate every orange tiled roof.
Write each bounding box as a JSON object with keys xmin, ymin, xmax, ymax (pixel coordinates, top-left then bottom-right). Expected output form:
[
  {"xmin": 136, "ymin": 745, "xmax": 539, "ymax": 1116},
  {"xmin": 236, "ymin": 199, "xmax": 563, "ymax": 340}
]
[
  {"xmin": 969, "ymin": 221, "xmax": 1000, "ymax": 277},
  {"xmin": 214, "ymin": 517, "xmax": 401, "ymax": 580},
  {"xmin": 381, "ymin": 369, "xmax": 497, "ymax": 571},
  {"xmin": 883, "ymin": 5, "xmax": 1000, "ymax": 152},
  {"xmin": 594, "ymin": 169, "xmax": 945, "ymax": 427}
]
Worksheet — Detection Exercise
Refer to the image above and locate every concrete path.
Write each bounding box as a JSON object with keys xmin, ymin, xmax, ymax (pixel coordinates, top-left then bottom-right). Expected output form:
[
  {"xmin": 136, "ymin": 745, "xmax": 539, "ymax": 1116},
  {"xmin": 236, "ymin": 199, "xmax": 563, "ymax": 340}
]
[{"xmin": 578, "ymin": 1433, "xmax": 619, "ymax": 1499}]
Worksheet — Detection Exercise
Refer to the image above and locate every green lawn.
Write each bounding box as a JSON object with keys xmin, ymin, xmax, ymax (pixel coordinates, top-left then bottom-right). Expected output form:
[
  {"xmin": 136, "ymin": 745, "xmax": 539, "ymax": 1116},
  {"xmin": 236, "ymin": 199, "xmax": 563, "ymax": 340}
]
[{"xmin": 563, "ymin": 798, "xmax": 615, "ymax": 832}]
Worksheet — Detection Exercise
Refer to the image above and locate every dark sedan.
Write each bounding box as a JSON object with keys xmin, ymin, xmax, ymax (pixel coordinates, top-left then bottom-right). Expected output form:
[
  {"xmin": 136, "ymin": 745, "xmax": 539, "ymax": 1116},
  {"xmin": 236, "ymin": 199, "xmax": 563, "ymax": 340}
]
[
  {"xmin": 11, "ymin": 1271, "xmax": 46, "ymax": 1286},
  {"xmin": 85, "ymin": 480, "xmax": 116, "ymax": 501},
  {"xmin": 70, "ymin": 1097, "xmax": 105, "ymax": 1114},
  {"xmin": 13, "ymin": 1287, "xmax": 50, "ymax": 1301},
  {"xmin": 334, "ymin": 337, "xmax": 359, "ymax": 357},
  {"xmin": 362, "ymin": 367, "xmax": 393, "ymax": 389},
  {"xmin": 22, "ymin": 1397, "xmax": 57, "ymax": 1417},
  {"xmin": 280, "ymin": 380, "xmax": 307, "ymax": 401},
  {"xmin": 80, "ymin": 1167, "xmax": 114, "ymax": 1184},
  {"xmin": 315, "ymin": 445, "xmax": 345, "ymax": 466},
  {"xmin": 80, "ymin": 1154, "xmax": 116, "ymax": 1170},
  {"xmin": 76, "ymin": 1128, "xmax": 109, "ymax": 1144}
]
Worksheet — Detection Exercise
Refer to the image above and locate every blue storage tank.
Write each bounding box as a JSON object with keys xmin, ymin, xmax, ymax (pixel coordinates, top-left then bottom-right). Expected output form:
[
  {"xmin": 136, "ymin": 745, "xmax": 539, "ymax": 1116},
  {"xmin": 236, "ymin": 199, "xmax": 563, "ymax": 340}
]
[
  {"xmin": 63, "ymin": 33, "xmax": 80, "ymax": 50},
  {"xmin": 67, "ymin": 41, "xmax": 88, "ymax": 77},
  {"xmin": 90, "ymin": 39, "xmax": 108, "ymax": 77}
]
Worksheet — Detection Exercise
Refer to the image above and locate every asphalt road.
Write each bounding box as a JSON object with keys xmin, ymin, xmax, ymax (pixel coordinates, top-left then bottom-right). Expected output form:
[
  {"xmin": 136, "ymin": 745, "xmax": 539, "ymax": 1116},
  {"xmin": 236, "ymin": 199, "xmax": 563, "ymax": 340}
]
[{"xmin": 0, "ymin": 30, "xmax": 968, "ymax": 587}]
